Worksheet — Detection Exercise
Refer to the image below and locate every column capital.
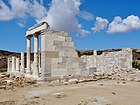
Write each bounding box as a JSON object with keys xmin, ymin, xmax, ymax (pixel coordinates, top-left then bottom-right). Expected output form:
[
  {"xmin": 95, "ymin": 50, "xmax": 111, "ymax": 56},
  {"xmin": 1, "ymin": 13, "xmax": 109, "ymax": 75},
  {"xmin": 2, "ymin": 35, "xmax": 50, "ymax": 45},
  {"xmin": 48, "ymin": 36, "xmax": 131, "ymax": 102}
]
[
  {"xmin": 26, "ymin": 35, "xmax": 32, "ymax": 39},
  {"xmin": 40, "ymin": 29, "xmax": 48, "ymax": 35},
  {"xmin": 34, "ymin": 33, "xmax": 40, "ymax": 37}
]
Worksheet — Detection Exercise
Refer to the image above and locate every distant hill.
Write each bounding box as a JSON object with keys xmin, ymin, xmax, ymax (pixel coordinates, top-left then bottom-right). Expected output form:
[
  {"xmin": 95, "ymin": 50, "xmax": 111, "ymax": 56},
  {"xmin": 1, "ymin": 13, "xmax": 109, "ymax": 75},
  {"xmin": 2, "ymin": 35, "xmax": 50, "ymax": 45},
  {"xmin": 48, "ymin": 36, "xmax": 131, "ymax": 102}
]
[
  {"xmin": 77, "ymin": 49, "xmax": 140, "ymax": 61},
  {"xmin": 0, "ymin": 50, "xmax": 14, "ymax": 56},
  {"xmin": 76, "ymin": 49, "xmax": 122, "ymax": 57}
]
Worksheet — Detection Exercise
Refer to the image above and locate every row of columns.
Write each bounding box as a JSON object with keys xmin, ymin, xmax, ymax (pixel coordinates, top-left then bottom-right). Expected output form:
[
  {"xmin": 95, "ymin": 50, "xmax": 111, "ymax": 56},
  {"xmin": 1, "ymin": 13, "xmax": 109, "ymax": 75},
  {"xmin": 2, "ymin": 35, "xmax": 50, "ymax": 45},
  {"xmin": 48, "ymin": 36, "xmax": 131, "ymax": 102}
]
[
  {"xmin": 7, "ymin": 52, "xmax": 25, "ymax": 73},
  {"xmin": 7, "ymin": 22, "xmax": 49, "ymax": 80},
  {"xmin": 26, "ymin": 34, "xmax": 39, "ymax": 78},
  {"xmin": 7, "ymin": 34, "xmax": 42, "ymax": 79}
]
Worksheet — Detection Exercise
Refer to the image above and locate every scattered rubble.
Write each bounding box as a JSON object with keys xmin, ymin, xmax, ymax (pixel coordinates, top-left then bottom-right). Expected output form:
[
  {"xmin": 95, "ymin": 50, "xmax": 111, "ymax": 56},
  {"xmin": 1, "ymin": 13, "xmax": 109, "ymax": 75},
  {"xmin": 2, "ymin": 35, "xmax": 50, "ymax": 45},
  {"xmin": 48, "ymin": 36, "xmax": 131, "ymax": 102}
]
[
  {"xmin": 0, "ymin": 101, "xmax": 15, "ymax": 105},
  {"xmin": 1, "ymin": 68, "xmax": 140, "ymax": 91},
  {"xmin": 93, "ymin": 98, "xmax": 98, "ymax": 102},
  {"xmin": 0, "ymin": 73, "xmax": 37, "ymax": 90}
]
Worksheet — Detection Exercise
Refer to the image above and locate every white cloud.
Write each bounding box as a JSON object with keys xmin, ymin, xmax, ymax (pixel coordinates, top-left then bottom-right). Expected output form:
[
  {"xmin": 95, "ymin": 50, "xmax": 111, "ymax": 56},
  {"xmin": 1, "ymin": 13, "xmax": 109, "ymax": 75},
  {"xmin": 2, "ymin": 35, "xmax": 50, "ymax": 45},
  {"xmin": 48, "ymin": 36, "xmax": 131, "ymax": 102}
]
[
  {"xmin": 77, "ymin": 24, "xmax": 90, "ymax": 36},
  {"xmin": 40, "ymin": 0, "xmax": 91, "ymax": 35},
  {"xmin": 17, "ymin": 22, "xmax": 26, "ymax": 27},
  {"xmin": 0, "ymin": 0, "xmax": 47, "ymax": 22},
  {"xmin": 107, "ymin": 15, "xmax": 140, "ymax": 34},
  {"xmin": 0, "ymin": 0, "xmax": 91, "ymax": 36},
  {"xmin": 29, "ymin": 0, "xmax": 47, "ymax": 22},
  {"xmin": 40, "ymin": 0, "xmax": 81, "ymax": 32},
  {"xmin": 79, "ymin": 11, "xmax": 94, "ymax": 21},
  {"xmin": 91, "ymin": 17, "xmax": 109, "ymax": 32},
  {"xmin": 0, "ymin": 1, "xmax": 13, "ymax": 20},
  {"xmin": 9, "ymin": 0, "xmax": 29, "ymax": 18},
  {"xmin": 40, "ymin": 0, "xmax": 44, "ymax": 5},
  {"xmin": 79, "ymin": 29, "xmax": 90, "ymax": 37}
]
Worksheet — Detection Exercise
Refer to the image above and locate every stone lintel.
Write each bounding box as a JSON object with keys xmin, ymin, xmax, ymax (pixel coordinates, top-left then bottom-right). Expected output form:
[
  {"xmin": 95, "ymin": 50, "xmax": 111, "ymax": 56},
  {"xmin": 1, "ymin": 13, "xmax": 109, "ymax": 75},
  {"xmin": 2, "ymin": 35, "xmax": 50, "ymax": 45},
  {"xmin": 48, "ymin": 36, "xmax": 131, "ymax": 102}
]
[{"xmin": 26, "ymin": 22, "xmax": 49, "ymax": 37}]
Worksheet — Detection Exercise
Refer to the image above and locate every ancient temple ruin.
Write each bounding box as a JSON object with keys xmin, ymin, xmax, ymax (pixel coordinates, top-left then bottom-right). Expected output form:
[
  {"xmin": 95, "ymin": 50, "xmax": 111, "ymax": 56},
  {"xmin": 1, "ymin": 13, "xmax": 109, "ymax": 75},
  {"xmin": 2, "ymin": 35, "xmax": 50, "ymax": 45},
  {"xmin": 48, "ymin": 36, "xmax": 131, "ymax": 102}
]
[{"xmin": 7, "ymin": 22, "xmax": 133, "ymax": 80}]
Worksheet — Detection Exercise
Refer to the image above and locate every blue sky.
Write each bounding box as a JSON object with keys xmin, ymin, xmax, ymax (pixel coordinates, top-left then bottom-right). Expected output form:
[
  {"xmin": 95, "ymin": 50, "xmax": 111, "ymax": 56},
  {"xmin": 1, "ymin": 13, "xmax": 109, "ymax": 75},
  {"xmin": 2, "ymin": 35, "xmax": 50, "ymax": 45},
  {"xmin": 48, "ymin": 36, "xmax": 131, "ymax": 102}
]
[{"xmin": 0, "ymin": 0, "xmax": 140, "ymax": 52}]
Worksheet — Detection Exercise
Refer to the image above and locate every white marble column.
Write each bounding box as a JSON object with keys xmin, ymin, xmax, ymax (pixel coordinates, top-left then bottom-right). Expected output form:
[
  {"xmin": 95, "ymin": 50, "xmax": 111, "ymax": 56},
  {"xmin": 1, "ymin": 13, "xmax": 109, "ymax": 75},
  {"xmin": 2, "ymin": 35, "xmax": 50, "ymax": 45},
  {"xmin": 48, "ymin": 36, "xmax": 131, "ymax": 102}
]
[
  {"xmin": 26, "ymin": 36, "xmax": 31, "ymax": 74},
  {"xmin": 9, "ymin": 58, "xmax": 12, "ymax": 72},
  {"xmin": 12, "ymin": 57, "xmax": 16, "ymax": 72},
  {"xmin": 93, "ymin": 50, "xmax": 97, "ymax": 68},
  {"xmin": 21, "ymin": 52, "xmax": 25, "ymax": 73},
  {"xmin": 33, "ymin": 34, "xmax": 39, "ymax": 77},
  {"xmin": 7, "ymin": 58, "xmax": 10, "ymax": 72},
  {"xmin": 38, "ymin": 48, "xmax": 41, "ymax": 73},
  {"xmin": 16, "ymin": 58, "xmax": 20, "ymax": 72},
  {"xmin": 94, "ymin": 50, "xmax": 97, "ymax": 56}
]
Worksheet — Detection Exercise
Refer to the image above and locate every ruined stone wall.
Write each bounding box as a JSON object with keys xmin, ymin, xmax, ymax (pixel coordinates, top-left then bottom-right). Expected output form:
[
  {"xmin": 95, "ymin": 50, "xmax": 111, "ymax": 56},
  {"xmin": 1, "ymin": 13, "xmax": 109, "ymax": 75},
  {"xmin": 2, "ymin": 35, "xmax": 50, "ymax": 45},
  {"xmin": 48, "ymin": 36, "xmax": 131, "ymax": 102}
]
[
  {"xmin": 82, "ymin": 48, "xmax": 132, "ymax": 75},
  {"xmin": 96, "ymin": 48, "xmax": 132, "ymax": 73},
  {"xmin": 43, "ymin": 30, "xmax": 85, "ymax": 77},
  {"xmin": 81, "ymin": 55, "xmax": 96, "ymax": 75},
  {"xmin": 42, "ymin": 30, "xmax": 133, "ymax": 77}
]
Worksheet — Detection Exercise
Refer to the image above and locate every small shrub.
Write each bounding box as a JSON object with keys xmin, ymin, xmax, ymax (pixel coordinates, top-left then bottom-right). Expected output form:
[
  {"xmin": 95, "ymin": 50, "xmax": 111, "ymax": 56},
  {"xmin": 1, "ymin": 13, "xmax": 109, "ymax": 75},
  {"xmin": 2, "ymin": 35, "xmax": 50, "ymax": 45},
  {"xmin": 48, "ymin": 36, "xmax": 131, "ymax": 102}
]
[{"xmin": 133, "ymin": 61, "xmax": 140, "ymax": 70}]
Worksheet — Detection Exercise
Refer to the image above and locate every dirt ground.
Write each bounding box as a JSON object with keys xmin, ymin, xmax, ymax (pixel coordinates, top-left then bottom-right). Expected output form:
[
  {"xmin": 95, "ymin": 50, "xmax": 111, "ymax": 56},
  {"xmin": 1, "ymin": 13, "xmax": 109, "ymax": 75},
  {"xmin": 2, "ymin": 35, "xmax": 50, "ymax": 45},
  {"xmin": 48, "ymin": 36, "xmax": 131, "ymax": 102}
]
[{"xmin": 0, "ymin": 80, "xmax": 140, "ymax": 105}]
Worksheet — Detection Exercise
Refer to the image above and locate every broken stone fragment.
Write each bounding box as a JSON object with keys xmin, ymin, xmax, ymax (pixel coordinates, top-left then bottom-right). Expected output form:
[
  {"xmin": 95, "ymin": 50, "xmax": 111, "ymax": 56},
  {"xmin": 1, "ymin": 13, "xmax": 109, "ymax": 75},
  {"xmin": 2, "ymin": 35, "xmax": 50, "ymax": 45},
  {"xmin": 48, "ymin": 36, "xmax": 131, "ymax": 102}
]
[
  {"xmin": 52, "ymin": 92, "xmax": 67, "ymax": 98},
  {"xmin": 111, "ymin": 92, "xmax": 116, "ymax": 95},
  {"xmin": 68, "ymin": 79, "xmax": 78, "ymax": 84}
]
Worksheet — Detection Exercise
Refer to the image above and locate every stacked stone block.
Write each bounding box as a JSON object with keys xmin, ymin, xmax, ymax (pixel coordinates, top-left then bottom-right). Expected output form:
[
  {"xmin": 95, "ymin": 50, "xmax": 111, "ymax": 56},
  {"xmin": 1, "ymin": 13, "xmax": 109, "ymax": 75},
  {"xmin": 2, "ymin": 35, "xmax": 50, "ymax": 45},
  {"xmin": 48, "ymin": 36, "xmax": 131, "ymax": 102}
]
[
  {"xmin": 82, "ymin": 48, "xmax": 132, "ymax": 75},
  {"xmin": 81, "ymin": 55, "xmax": 97, "ymax": 75},
  {"xmin": 42, "ymin": 30, "xmax": 86, "ymax": 77},
  {"xmin": 96, "ymin": 48, "xmax": 132, "ymax": 73}
]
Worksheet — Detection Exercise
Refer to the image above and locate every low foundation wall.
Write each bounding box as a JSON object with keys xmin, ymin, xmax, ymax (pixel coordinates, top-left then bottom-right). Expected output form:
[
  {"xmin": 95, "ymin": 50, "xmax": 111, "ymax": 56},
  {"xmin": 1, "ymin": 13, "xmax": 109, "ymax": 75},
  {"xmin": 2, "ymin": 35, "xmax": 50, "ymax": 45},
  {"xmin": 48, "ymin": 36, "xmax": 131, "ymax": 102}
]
[{"xmin": 82, "ymin": 48, "xmax": 132, "ymax": 75}]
